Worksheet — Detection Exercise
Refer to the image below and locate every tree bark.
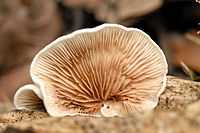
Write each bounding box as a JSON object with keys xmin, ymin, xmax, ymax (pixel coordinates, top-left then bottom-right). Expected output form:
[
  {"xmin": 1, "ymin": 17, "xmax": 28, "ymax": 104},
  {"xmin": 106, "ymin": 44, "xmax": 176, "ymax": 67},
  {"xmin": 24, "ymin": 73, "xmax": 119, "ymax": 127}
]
[{"xmin": 157, "ymin": 76, "xmax": 200, "ymax": 111}]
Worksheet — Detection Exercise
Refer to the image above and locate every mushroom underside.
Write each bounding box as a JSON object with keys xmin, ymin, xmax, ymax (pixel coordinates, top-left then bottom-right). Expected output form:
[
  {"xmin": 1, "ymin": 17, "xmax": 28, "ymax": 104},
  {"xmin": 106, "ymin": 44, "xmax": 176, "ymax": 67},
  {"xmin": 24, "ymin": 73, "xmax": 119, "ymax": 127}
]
[
  {"xmin": 14, "ymin": 84, "xmax": 45, "ymax": 111},
  {"xmin": 15, "ymin": 24, "xmax": 168, "ymax": 117}
]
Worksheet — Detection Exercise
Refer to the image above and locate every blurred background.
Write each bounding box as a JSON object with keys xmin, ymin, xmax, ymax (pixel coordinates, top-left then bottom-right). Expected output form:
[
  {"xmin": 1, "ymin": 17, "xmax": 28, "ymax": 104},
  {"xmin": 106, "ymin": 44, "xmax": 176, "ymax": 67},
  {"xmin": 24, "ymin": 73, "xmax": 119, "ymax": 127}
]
[{"xmin": 0, "ymin": 0, "xmax": 199, "ymax": 111}]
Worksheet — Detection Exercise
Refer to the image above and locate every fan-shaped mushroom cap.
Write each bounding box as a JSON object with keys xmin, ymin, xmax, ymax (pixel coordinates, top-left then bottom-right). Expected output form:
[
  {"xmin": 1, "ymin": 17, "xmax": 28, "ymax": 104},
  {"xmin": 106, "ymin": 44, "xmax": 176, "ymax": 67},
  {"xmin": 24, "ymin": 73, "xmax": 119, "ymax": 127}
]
[
  {"xmin": 14, "ymin": 84, "xmax": 43, "ymax": 111},
  {"xmin": 14, "ymin": 24, "xmax": 168, "ymax": 117}
]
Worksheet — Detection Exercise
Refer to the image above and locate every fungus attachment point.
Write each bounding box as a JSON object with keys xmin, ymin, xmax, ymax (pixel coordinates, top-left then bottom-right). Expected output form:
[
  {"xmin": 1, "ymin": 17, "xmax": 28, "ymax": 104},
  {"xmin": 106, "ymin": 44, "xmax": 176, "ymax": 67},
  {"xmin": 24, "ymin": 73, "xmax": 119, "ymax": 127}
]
[
  {"xmin": 100, "ymin": 101, "xmax": 126, "ymax": 117},
  {"xmin": 101, "ymin": 103, "xmax": 118, "ymax": 117},
  {"xmin": 14, "ymin": 24, "xmax": 168, "ymax": 117}
]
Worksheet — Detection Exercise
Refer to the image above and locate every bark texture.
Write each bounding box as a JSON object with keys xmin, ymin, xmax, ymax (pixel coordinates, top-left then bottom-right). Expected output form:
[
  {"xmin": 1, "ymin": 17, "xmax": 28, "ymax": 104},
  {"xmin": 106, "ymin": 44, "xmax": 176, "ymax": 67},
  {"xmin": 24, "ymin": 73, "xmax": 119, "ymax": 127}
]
[{"xmin": 157, "ymin": 76, "xmax": 200, "ymax": 110}]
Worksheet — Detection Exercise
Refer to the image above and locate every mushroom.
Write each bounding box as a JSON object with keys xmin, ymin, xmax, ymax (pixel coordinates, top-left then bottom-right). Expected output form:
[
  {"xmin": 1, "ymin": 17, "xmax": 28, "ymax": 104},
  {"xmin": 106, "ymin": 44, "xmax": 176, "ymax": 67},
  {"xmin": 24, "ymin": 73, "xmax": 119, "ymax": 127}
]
[
  {"xmin": 61, "ymin": 0, "xmax": 163, "ymax": 24},
  {"xmin": 95, "ymin": 0, "xmax": 163, "ymax": 23},
  {"xmin": 14, "ymin": 24, "xmax": 168, "ymax": 117}
]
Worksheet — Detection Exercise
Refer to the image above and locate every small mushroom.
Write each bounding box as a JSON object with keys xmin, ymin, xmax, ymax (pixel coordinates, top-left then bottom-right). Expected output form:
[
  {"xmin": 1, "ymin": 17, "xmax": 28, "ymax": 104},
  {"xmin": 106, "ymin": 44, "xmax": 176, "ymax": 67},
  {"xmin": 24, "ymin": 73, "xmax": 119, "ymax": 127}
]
[{"xmin": 14, "ymin": 24, "xmax": 168, "ymax": 117}]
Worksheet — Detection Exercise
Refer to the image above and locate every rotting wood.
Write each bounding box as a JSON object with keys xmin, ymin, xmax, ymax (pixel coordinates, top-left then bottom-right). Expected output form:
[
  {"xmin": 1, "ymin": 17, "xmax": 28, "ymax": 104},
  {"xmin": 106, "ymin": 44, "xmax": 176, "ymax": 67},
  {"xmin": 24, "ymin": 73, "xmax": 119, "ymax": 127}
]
[{"xmin": 157, "ymin": 76, "xmax": 200, "ymax": 111}]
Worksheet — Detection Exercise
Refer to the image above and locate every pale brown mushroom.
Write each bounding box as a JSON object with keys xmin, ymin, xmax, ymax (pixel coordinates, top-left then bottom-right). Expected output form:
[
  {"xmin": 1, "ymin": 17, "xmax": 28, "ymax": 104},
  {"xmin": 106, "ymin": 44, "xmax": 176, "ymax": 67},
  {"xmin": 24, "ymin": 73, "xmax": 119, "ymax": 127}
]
[
  {"xmin": 61, "ymin": 0, "xmax": 163, "ymax": 24},
  {"xmin": 95, "ymin": 0, "xmax": 163, "ymax": 23},
  {"xmin": 14, "ymin": 24, "xmax": 168, "ymax": 117},
  {"xmin": 62, "ymin": 0, "xmax": 103, "ymax": 10}
]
